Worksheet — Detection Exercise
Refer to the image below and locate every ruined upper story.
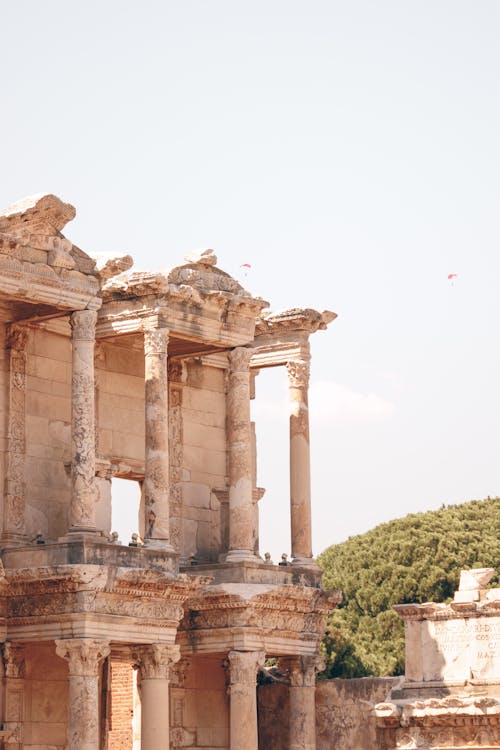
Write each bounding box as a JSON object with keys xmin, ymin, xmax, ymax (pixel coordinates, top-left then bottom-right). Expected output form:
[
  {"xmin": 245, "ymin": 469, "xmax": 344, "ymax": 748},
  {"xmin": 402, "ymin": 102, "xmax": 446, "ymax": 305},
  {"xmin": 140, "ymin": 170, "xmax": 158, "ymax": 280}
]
[{"xmin": 0, "ymin": 193, "xmax": 336, "ymax": 580}]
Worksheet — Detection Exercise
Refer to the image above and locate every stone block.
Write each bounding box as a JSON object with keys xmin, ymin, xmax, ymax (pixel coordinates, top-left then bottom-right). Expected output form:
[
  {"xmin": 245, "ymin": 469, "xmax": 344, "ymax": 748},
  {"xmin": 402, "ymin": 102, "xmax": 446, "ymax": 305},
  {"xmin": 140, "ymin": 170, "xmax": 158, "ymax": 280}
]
[
  {"xmin": 182, "ymin": 406, "xmax": 225, "ymax": 429},
  {"xmin": 112, "ymin": 431, "xmax": 145, "ymax": 461},
  {"xmin": 183, "ymin": 421, "xmax": 226, "ymax": 451},
  {"xmin": 182, "ymin": 482, "xmax": 211, "ymax": 509},
  {"xmin": 183, "ymin": 445, "xmax": 226, "ymax": 476}
]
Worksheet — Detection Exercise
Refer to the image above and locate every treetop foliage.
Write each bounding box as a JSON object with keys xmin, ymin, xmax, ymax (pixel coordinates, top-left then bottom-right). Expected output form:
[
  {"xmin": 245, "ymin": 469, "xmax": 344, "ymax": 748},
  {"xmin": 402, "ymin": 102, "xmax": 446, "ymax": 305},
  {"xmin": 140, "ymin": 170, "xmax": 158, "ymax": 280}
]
[{"xmin": 318, "ymin": 497, "xmax": 500, "ymax": 678}]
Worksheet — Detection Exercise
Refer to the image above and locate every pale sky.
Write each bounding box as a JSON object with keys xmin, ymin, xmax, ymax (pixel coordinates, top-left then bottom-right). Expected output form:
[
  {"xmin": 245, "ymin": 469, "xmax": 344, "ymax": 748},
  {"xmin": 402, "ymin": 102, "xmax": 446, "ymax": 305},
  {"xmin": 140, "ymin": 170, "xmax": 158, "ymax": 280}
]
[{"xmin": 2, "ymin": 1, "xmax": 500, "ymax": 559}]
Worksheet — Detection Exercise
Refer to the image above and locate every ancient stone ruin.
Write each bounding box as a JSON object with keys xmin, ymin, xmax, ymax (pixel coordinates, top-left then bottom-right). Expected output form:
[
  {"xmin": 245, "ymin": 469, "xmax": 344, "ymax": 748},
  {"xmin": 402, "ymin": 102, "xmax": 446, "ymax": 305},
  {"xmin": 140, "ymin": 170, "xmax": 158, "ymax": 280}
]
[
  {"xmin": 0, "ymin": 193, "xmax": 339, "ymax": 749},
  {"xmin": 375, "ymin": 567, "xmax": 500, "ymax": 749}
]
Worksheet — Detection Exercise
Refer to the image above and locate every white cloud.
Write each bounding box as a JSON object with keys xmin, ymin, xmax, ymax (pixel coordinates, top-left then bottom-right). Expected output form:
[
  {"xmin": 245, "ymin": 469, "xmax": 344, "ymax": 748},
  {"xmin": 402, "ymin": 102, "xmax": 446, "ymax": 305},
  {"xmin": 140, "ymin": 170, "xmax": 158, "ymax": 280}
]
[
  {"xmin": 310, "ymin": 380, "xmax": 395, "ymax": 425},
  {"xmin": 251, "ymin": 379, "xmax": 395, "ymax": 426}
]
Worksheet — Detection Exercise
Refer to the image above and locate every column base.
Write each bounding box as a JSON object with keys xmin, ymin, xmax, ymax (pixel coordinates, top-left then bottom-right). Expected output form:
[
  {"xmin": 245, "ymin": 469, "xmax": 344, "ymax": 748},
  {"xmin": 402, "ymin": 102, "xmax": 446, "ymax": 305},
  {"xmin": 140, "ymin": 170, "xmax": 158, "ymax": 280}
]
[
  {"xmin": 291, "ymin": 556, "xmax": 320, "ymax": 570},
  {"xmin": 0, "ymin": 533, "xmax": 29, "ymax": 547},
  {"xmin": 225, "ymin": 549, "xmax": 262, "ymax": 564},
  {"xmin": 62, "ymin": 528, "xmax": 106, "ymax": 541},
  {"xmin": 144, "ymin": 538, "xmax": 176, "ymax": 553}
]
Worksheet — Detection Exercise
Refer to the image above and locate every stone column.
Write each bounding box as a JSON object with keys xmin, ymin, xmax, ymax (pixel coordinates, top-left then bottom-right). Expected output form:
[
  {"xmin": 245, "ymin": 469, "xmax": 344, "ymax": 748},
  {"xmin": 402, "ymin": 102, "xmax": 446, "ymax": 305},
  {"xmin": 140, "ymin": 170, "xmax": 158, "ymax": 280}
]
[
  {"xmin": 2, "ymin": 642, "xmax": 25, "ymax": 749},
  {"xmin": 3, "ymin": 327, "xmax": 29, "ymax": 544},
  {"xmin": 68, "ymin": 310, "xmax": 98, "ymax": 533},
  {"xmin": 133, "ymin": 644, "xmax": 180, "ymax": 750},
  {"xmin": 227, "ymin": 650, "xmax": 265, "ymax": 750},
  {"xmin": 225, "ymin": 348, "xmax": 258, "ymax": 563},
  {"xmin": 143, "ymin": 329, "xmax": 174, "ymax": 550},
  {"xmin": 287, "ymin": 359, "xmax": 313, "ymax": 565},
  {"xmin": 280, "ymin": 655, "xmax": 322, "ymax": 750},
  {"xmin": 55, "ymin": 638, "xmax": 110, "ymax": 750}
]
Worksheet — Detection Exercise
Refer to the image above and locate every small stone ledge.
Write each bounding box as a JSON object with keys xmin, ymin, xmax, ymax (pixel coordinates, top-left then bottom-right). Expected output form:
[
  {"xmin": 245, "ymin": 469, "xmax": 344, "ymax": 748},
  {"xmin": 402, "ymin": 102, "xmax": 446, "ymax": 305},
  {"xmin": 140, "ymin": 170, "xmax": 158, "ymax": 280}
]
[
  {"xmin": 180, "ymin": 560, "xmax": 322, "ymax": 588},
  {"xmin": 2, "ymin": 539, "xmax": 179, "ymax": 573}
]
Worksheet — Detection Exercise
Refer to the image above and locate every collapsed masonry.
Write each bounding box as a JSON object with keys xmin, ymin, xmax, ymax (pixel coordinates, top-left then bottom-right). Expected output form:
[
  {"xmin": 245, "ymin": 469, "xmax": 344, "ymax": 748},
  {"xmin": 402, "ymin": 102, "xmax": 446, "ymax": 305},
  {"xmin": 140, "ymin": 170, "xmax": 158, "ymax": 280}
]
[{"xmin": 0, "ymin": 193, "xmax": 340, "ymax": 749}]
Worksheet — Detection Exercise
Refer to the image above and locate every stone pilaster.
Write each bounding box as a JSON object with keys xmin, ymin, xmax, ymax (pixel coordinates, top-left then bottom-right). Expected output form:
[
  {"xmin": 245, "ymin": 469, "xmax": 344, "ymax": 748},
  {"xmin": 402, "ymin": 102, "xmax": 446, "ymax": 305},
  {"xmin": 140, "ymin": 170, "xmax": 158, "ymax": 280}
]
[
  {"xmin": 2, "ymin": 327, "xmax": 29, "ymax": 544},
  {"xmin": 55, "ymin": 638, "xmax": 110, "ymax": 750},
  {"xmin": 68, "ymin": 310, "xmax": 98, "ymax": 533},
  {"xmin": 287, "ymin": 358, "xmax": 313, "ymax": 565},
  {"xmin": 2, "ymin": 642, "xmax": 25, "ymax": 750},
  {"xmin": 133, "ymin": 644, "xmax": 180, "ymax": 750},
  {"xmin": 227, "ymin": 650, "xmax": 265, "ymax": 750},
  {"xmin": 143, "ymin": 328, "xmax": 174, "ymax": 550},
  {"xmin": 225, "ymin": 348, "xmax": 259, "ymax": 563},
  {"xmin": 280, "ymin": 654, "xmax": 323, "ymax": 750}
]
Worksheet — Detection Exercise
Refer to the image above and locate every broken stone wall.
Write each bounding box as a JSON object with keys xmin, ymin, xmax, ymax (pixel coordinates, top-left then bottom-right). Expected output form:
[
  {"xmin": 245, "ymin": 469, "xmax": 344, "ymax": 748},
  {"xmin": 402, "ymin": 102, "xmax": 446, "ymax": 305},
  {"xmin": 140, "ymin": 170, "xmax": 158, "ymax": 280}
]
[{"xmin": 258, "ymin": 677, "xmax": 398, "ymax": 750}]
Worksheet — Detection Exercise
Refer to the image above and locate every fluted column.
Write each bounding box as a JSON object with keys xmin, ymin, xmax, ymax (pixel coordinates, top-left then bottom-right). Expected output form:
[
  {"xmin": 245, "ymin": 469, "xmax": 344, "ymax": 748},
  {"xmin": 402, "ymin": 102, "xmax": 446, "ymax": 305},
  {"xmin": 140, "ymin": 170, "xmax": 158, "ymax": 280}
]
[
  {"xmin": 3, "ymin": 327, "xmax": 29, "ymax": 544},
  {"xmin": 226, "ymin": 650, "xmax": 264, "ymax": 749},
  {"xmin": 133, "ymin": 644, "xmax": 180, "ymax": 750},
  {"xmin": 287, "ymin": 358, "xmax": 313, "ymax": 565},
  {"xmin": 55, "ymin": 638, "xmax": 110, "ymax": 750},
  {"xmin": 68, "ymin": 310, "xmax": 98, "ymax": 533},
  {"xmin": 280, "ymin": 655, "xmax": 322, "ymax": 750},
  {"xmin": 225, "ymin": 348, "xmax": 259, "ymax": 563},
  {"xmin": 143, "ymin": 328, "xmax": 174, "ymax": 550}
]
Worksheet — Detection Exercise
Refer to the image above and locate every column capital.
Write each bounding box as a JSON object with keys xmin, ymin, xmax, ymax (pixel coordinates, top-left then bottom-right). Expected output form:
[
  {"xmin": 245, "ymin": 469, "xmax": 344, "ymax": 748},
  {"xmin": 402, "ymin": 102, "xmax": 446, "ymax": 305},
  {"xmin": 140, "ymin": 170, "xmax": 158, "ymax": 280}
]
[
  {"xmin": 70, "ymin": 309, "xmax": 98, "ymax": 341},
  {"xmin": 144, "ymin": 327, "xmax": 169, "ymax": 356},
  {"xmin": 227, "ymin": 650, "xmax": 265, "ymax": 687},
  {"xmin": 279, "ymin": 654, "xmax": 324, "ymax": 687},
  {"xmin": 2, "ymin": 642, "xmax": 25, "ymax": 679},
  {"xmin": 228, "ymin": 346, "xmax": 253, "ymax": 372},
  {"xmin": 132, "ymin": 643, "xmax": 180, "ymax": 680},
  {"xmin": 286, "ymin": 359, "xmax": 310, "ymax": 389},
  {"xmin": 55, "ymin": 638, "xmax": 110, "ymax": 677}
]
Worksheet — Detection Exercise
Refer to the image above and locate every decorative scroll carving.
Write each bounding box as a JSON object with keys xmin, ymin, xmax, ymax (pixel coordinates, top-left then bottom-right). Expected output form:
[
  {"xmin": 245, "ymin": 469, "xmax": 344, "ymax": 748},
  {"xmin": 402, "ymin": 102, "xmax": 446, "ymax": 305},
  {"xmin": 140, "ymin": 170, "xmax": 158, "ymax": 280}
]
[
  {"xmin": 279, "ymin": 654, "xmax": 324, "ymax": 687},
  {"xmin": 70, "ymin": 309, "xmax": 97, "ymax": 341},
  {"xmin": 286, "ymin": 359, "xmax": 310, "ymax": 390},
  {"xmin": 132, "ymin": 644, "xmax": 180, "ymax": 680},
  {"xmin": 3, "ymin": 326, "xmax": 29, "ymax": 539},
  {"xmin": 144, "ymin": 328, "xmax": 168, "ymax": 357},
  {"xmin": 169, "ymin": 365, "xmax": 184, "ymax": 554},
  {"xmin": 227, "ymin": 650, "xmax": 265, "ymax": 689},
  {"xmin": 55, "ymin": 638, "xmax": 110, "ymax": 677},
  {"xmin": 228, "ymin": 346, "xmax": 253, "ymax": 373},
  {"xmin": 170, "ymin": 657, "xmax": 192, "ymax": 688},
  {"xmin": 2, "ymin": 643, "xmax": 25, "ymax": 679}
]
